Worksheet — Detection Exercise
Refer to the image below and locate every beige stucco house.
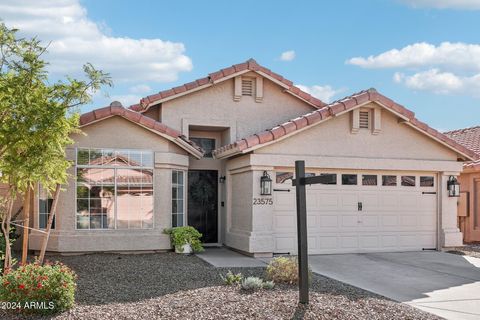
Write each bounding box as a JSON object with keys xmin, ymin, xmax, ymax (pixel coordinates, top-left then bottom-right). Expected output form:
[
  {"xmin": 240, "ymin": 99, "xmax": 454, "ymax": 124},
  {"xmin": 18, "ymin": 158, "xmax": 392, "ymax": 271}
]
[{"xmin": 24, "ymin": 59, "xmax": 477, "ymax": 256}]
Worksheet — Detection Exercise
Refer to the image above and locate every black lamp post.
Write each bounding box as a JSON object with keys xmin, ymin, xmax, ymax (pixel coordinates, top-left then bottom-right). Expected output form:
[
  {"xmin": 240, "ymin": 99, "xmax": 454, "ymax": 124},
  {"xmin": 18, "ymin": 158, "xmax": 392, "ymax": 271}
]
[
  {"xmin": 260, "ymin": 171, "xmax": 272, "ymax": 196},
  {"xmin": 447, "ymin": 176, "xmax": 460, "ymax": 197}
]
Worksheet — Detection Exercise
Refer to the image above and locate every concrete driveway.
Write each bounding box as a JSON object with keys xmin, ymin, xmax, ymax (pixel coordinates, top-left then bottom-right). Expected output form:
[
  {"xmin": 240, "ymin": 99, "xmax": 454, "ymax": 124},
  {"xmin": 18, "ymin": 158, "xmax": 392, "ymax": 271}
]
[{"xmin": 309, "ymin": 251, "xmax": 480, "ymax": 320}]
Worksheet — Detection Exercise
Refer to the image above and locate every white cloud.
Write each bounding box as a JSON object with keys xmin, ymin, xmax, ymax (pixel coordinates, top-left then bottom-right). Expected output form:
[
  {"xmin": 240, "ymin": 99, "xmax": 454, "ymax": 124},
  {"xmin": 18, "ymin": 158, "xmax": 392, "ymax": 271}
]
[
  {"xmin": 0, "ymin": 0, "xmax": 193, "ymax": 83},
  {"xmin": 347, "ymin": 42, "xmax": 480, "ymax": 71},
  {"xmin": 295, "ymin": 84, "xmax": 344, "ymax": 103},
  {"xmin": 279, "ymin": 50, "xmax": 296, "ymax": 61},
  {"xmin": 399, "ymin": 0, "xmax": 480, "ymax": 10},
  {"xmin": 129, "ymin": 84, "xmax": 152, "ymax": 94},
  {"xmin": 393, "ymin": 69, "xmax": 480, "ymax": 95},
  {"xmin": 348, "ymin": 42, "xmax": 480, "ymax": 97},
  {"xmin": 109, "ymin": 94, "xmax": 143, "ymax": 107}
]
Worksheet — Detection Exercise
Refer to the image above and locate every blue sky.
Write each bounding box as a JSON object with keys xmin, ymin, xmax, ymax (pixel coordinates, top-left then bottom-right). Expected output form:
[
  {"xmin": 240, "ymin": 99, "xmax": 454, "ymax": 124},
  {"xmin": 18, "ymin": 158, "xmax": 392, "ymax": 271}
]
[{"xmin": 2, "ymin": 0, "xmax": 480, "ymax": 131}]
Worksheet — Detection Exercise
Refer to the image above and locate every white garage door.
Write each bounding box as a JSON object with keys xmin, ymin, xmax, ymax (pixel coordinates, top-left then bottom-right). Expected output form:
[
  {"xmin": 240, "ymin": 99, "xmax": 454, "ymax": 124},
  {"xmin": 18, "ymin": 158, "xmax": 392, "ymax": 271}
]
[{"xmin": 273, "ymin": 171, "xmax": 437, "ymax": 254}]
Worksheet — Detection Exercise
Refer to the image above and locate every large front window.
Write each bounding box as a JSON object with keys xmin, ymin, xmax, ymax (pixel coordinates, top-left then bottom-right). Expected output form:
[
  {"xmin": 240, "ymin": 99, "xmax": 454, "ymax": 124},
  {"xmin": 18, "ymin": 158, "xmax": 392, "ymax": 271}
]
[{"xmin": 76, "ymin": 148, "xmax": 154, "ymax": 230}]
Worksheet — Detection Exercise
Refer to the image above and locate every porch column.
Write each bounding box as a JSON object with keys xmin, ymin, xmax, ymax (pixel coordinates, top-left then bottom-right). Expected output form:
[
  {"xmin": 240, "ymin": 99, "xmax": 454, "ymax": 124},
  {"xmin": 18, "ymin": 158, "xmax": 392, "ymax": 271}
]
[
  {"xmin": 439, "ymin": 172, "xmax": 463, "ymax": 248},
  {"xmin": 250, "ymin": 168, "xmax": 275, "ymax": 256}
]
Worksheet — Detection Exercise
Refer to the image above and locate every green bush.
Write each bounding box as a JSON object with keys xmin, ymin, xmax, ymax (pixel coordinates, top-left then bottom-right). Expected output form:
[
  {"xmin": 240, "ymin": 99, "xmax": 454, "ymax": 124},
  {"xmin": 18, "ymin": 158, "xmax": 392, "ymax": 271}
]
[
  {"xmin": 266, "ymin": 256, "xmax": 311, "ymax": 285},
  {"xmin": 163, "ymin": 226, "xmax": 204, "ymax": 252},
  {"xmin": 240, "ymin": 276, "xmax": 264, "ymax": 292},
  {"xmin": 0, "ymin": 262, "xmax": 77, "ymax": 315},
  {"xmin": 220, "ymin": 270, "xmax": 243, "ymax": 285},
  {"xmin": 262, "ymin": 280, "xmax": 275, "ymax": 290}
]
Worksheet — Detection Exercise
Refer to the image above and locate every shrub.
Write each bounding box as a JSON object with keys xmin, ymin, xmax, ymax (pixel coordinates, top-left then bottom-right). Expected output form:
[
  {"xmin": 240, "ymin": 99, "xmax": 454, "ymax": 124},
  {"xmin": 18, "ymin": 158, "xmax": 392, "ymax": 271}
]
[
  {"xmin": 0, "ymin": 262, "xmax": 77, "ymax": 315},
  {"xmin": 240, "ymin": 276, "xmax": 264, "ymax": 292},
  {"xmin": 266, "ymin": 256, "xmax": 311, "ymax": 284},
  {"xmin": 220, "ymin": 270, "xmax": 243, "ymax": 285},
  {"xmin": 262, "ymin": 280, "xmax": 275, "ymax": 290},
  {"xmin": 163, "ymin": 226, "xmax": 204, "ymax": 252}
]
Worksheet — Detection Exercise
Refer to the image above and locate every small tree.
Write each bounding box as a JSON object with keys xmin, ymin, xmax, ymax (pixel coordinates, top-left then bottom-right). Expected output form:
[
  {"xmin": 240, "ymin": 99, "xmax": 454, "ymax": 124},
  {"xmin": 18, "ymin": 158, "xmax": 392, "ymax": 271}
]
[{"xmin": 0, "ymin": 23, "xmax": 111, "ymax": 272}]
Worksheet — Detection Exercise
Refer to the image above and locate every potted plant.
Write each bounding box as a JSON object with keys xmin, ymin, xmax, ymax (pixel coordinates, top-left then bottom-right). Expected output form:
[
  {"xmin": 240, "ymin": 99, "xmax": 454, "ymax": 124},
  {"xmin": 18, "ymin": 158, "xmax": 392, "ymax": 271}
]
[{"xmin": 163, "ymin": 226, "xmax": 204, "ymax": 254}]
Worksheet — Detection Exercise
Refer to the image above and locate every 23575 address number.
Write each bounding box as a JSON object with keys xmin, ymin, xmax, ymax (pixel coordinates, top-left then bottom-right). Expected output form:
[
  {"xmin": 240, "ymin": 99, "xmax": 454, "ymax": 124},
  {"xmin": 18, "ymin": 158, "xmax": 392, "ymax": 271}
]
[{"xmin": 253, "ymin": 198, "xmax": 273, "ymax": 205}]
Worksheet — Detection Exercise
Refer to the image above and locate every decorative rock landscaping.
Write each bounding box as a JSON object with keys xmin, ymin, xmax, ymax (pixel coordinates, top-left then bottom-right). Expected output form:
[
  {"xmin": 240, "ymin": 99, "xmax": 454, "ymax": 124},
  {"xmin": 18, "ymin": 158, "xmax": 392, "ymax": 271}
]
[{"xmin": 0, "ymin": 253, "xmax": 440, "ymax": 319}]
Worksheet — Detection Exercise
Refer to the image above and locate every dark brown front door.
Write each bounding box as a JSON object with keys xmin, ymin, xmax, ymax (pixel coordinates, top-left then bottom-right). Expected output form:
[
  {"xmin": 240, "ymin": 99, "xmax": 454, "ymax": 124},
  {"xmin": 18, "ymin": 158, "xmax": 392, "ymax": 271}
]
[{"xmin": 187, "ymin": 170, "xmax": 218, "ymax": 243}]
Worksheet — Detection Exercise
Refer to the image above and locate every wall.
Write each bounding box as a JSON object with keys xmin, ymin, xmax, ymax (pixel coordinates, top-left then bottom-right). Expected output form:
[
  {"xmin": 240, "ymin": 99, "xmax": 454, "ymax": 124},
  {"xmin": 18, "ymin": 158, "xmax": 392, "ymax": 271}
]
[
  {"xmin": 29, "ymin": 116, "xmax": 190, "ymax": 252},
  {"xmin": 160, "ymin": 72, "xmax": 315, "ymax": 142},
  {"xmin": 458, "ymin": 169, "xmax": 480, "ymax": 242},
  {"xmin": 257, "ymin": 103, "xmax": 459, "ymax": 161}
]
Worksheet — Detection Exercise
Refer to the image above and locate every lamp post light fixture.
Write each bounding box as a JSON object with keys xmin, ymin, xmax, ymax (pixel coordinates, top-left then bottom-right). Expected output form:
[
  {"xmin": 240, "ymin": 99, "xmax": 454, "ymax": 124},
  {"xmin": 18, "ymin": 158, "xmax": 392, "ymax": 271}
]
[
  {"xmin": 447, "ymin": 176, "xmax": 460, "ymax": 197},
  {"xmin": 260, "ymin": 171, "xmax": 272, "ymax": 196}
]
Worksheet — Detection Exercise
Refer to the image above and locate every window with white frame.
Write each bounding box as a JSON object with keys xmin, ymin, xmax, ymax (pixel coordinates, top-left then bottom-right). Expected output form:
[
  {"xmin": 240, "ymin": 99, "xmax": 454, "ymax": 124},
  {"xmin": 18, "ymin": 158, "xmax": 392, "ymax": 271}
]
[
  {"xmin": 172, "ymin": 170, "xmax": 185, "ymax": 227},
  {"xmin": 38, "ymin": 185, "xmax": 55, "ymax": 229},
  {"xmin": 76, "ymin": 148, "xmax": 154, "ymax": 230}
]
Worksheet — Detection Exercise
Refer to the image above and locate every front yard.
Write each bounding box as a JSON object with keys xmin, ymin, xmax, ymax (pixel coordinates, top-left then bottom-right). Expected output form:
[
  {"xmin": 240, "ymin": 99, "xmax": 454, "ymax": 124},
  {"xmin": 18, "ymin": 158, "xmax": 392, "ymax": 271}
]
[{"xmin": 1, "ymin": 252, "xmax": 439, "ymax": 320}]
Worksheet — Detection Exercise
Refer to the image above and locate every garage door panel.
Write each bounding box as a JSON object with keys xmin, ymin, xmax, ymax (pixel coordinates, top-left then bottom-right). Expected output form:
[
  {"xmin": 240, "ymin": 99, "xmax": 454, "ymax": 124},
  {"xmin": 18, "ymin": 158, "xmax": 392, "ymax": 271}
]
[
  {"xmin": 360, "ymin": 215, "xmax": 378, "ymax": 227},
  {"xmin": 341, "ymin": 215, "xmax": 359, "ymax": 227},
  {"xmin": 319, "ymin": 215, "xmax": 339, "ymax": 227},
  {"xmin": 359, "ymin": 235, "xmax": 379, "ymax": 249},
  {"xmin": 341, "ymin": 193, "xmax": 359, "ymax": 208},
  {"xmin": 381, "ymin": 216, "xmax": 398, "ymax": 226},
  {"xmin": 398, "ymin": 194, "xmax": 418, "ymax": 207},
  {"xmin": 316, "ymin": 193, "xmax": 339, "ymax": 207}
]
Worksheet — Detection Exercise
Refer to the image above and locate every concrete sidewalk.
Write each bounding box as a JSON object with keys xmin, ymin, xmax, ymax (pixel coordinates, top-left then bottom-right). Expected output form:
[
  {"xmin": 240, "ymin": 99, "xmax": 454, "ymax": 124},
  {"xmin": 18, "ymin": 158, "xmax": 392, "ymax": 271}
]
[
  {"xmin": 309, "ymin": 252, "xmax": 480, "ymax": 320},
  {"xmin": 196, "ymin": 247, "xmax": 267, "ymax": 267}
]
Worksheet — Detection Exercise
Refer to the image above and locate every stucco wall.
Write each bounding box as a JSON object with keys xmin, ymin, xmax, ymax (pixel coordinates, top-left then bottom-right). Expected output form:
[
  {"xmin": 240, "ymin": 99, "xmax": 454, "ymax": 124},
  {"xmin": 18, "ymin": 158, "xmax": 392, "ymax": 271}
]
[
  {"xmin": 257, "ymin": 104, "xmax": 458, "ymax": 161},
  {"xmin": 29, "ymin": 116, "xmax": 190, "ymax": 252},
  {"xmin": 160, "ymin": 73, "xmax": 315, "ymax": 142}
]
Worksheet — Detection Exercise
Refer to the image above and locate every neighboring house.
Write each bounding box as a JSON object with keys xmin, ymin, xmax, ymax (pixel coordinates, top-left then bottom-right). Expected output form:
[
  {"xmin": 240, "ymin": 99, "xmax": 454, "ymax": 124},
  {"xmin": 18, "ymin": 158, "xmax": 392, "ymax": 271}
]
[
  {"xmin": 19, "ymin": 59, "xmax": 476, "ymax": 256},
  {"xmin": 445, "ymin": 126, "xmax": 480, "ymax": 243}
]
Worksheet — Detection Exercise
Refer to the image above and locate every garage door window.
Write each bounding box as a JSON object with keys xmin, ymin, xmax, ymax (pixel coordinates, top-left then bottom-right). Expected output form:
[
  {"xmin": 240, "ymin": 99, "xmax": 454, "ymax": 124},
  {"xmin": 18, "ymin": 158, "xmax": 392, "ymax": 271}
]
[
  {"xmin": 401, "ymin": 176, "xmax": 416, "ymax": 187},
  {"xmin": 382, "ymin": 175, "xmax": 397, "ymax": 186},
  {"xmin": 342, "ymin": 174, "xmax": 357, "ymax": 185},
  {"xmin": 318, "ymin": 173, "xmax": 337, "ymax": 185},
  {"xmin": 420, "ymin": 176, "xmax": 434, "ymax": 187},
  {"xmin": 362, "ymin": 175, "xmax": 377, "ymax": 186}
]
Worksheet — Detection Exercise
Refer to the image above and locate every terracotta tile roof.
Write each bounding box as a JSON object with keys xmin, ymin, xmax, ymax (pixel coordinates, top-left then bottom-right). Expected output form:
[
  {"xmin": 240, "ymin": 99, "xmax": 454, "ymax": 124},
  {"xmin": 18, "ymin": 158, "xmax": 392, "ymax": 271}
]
[
  {"xmin": 79, "ymin": 102, "xmax": 203, "ymax": 158},
  {"xmin": 444, "ymin": 126, "xmax": 480, "ymax": 170},
  {"xmin": 129, "ymin": 59, "xmax": 326, "ymax": 112},
  {"xmin": 213, "ymin": 89, "xmax": 478, "ymax": 161}
]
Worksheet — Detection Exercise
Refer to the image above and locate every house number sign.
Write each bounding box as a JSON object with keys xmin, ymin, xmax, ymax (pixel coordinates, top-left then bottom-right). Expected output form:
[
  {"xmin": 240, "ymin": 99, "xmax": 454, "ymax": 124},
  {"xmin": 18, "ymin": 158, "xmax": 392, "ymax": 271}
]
[{"xmin": 253, "ymin": 198, "xmax": 273, "ymax": 205}]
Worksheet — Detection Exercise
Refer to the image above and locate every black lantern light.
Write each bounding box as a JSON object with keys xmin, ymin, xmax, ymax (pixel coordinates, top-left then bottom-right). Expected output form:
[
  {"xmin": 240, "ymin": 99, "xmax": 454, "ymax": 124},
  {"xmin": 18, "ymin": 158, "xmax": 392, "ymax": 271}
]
[
  {"xmin": 260, "ymin": 171, "xmax": 272, "ymax": 196},
  {"xmin": 447, "ymin": 176, "xmax": 460, "ymax": 197}
]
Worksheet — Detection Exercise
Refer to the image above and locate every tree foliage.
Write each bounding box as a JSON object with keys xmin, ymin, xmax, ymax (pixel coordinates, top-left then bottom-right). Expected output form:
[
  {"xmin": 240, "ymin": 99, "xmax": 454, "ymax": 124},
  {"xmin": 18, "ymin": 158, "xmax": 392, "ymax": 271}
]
[{"xmin": 0, "ymin": 23, "xmax": 111, "ymax": 272}]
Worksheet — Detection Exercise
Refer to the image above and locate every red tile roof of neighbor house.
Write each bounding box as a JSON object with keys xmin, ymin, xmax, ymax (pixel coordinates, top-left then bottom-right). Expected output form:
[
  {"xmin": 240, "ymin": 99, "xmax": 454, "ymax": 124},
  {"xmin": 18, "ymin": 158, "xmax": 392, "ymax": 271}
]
[
  {"xmin": 444, "ymin": 126, "xmax": 480, "ymax": 170},
  {"xmin": 79, "ymin": 101, "xmax": 204, "ymax": 158},
  {"xmin": 213, "ymin": 88, "xmax": 479, "ymax": 161},
  {"xmin": 129, "ymin": 59, "xmax": 327, "ymax": 112}
]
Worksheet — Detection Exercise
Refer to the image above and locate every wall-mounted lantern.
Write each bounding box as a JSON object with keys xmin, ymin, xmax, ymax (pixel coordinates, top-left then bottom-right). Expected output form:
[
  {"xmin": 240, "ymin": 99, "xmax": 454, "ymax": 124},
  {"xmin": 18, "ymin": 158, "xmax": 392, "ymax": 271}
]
[
  {"xmin": 260, "ymin": 171, "xmax": 272, "ymax": 196},
  {"xmin": 219, "ymin": 176, "xmax": 226, "ymax": 184},
  {"xmin": 447, "ymin": 176, "xmax": 460, "ymax": 197}
]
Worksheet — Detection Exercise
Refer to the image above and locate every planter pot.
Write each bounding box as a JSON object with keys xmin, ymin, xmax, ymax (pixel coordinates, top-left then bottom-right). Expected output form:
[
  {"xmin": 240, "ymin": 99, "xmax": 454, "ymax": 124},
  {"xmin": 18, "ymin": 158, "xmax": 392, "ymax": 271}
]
[{"xmin": 175, "ymin": 243, "xmax": 192, "ymax": 254}]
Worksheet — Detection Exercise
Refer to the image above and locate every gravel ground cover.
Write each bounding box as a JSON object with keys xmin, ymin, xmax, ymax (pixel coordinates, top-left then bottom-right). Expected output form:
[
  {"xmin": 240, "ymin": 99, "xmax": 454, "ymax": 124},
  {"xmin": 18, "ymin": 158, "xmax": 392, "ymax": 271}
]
[
  {"xmin": 0, "ymin": 252, "xmax": 440, "ymax": 320},
  {"xmin": 446, "ymin": 243, "xmax": 480, "ymax": 258}
]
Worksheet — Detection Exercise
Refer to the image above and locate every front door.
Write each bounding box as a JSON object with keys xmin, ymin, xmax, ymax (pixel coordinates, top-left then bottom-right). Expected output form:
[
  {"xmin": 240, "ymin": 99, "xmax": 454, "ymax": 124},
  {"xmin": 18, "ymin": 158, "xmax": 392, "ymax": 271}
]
[{"xmin": 188, "ymin": 170, "xmax": 218, "ymax": 243}]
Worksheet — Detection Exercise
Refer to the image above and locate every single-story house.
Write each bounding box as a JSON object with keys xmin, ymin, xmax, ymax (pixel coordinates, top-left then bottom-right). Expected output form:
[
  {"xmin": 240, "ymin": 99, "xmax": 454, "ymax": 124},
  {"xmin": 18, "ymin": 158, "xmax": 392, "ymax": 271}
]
[
  {"xmin": 16, "ymin": 59, "xmax": 477, "ymax": 256},
  {"xmin": 444, "ymin": 126, "xmax": 480, "ymax": 243}
]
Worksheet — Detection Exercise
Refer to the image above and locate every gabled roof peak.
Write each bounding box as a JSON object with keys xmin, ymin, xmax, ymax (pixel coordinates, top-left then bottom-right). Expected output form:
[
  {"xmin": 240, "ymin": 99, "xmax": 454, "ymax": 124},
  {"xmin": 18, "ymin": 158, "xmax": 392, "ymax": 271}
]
[{"xmin": 130, "ymin": 58, "xmax": 327, "ymax": 112}]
